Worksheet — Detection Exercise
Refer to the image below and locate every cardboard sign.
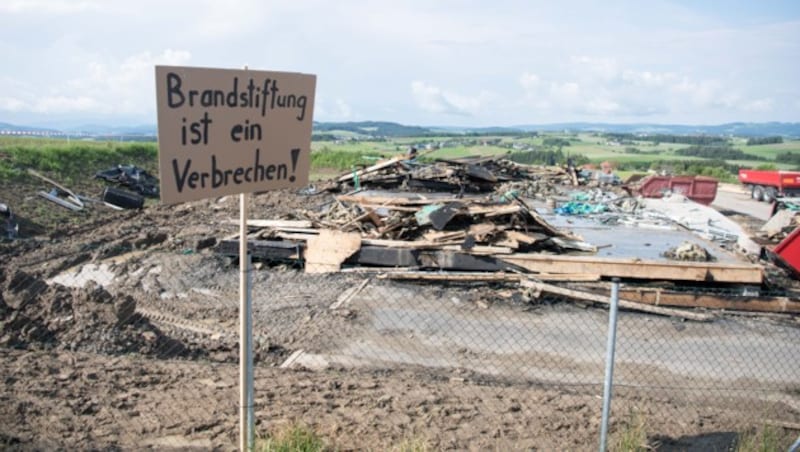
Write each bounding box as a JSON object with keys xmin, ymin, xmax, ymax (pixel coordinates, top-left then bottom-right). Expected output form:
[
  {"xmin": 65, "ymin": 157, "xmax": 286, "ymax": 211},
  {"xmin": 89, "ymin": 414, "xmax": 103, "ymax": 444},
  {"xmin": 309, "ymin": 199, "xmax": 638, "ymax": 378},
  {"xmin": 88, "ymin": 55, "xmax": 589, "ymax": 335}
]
[{"xmin": 155, "ymin": 66, "xmax": 316, "ymax": 204}]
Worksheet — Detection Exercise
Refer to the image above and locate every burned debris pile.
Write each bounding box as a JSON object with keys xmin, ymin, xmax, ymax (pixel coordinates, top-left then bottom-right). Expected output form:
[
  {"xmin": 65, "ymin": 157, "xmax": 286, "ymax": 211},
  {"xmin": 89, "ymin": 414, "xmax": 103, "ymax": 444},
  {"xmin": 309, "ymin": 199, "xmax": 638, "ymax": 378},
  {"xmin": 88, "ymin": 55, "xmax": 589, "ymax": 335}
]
[
  {"xmin": 333, "ymin": 155, "xmax": 580, "ymax": 196},
  {"xmin": 208, "ymin": 154, "xmax": 800, "ymax": 317},
  {"xmin": 217, "ymin": 192, "xmax": 597, "ymax": 273}
]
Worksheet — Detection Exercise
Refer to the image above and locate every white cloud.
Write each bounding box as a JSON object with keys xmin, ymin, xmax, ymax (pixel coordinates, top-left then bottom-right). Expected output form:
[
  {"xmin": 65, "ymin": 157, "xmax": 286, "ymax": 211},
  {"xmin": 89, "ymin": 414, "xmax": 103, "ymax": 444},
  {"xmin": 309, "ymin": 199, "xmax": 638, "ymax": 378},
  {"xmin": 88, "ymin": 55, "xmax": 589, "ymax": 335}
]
[
  {"xmin": 519, "ymin": 73, "xmax": 541, "ymax": 94},
  {"xmin": 518, "ymin": 57, "xmax": 778, "ymax": 120},
  {"xmin": 192, "ymin": 0, "xmax": 269, "ymax": 38},
  {"xmin": 411, "ymin": 81, "xmax": 493, "ymax": 117},
  {"xmin": 621, "ymin": 70, "xmax": 677, "ymax": 87},
  {"xmin": 334, "ymin": 99, "xmax": 352, "ymax": 119},
  {"xmin": 315, "ymin": 98, "xmax": 353, "ymax": 121},
  {"xmin": 0, "ymin": 0, "xmax": 104, "ymax": 14},
  {"xmin": 33, "ymin": 96, "xmax": 102, "ymax": 113},
  {"xmin": 0, "ymin": 97, "xmax": 25, "ymax": 111},
  {"xmin": 0, "ymin": 49, "xmax": 191, "ymax": 116},
  {"xmin": 548, "ymin": 81, "xmax": 581, "ymax": 104},
  {"xmin": 584, "ymin": 98, "xmax": 622, "ymax": 115},
  {"xmin": 742, "ymin": 98, "xmax": 774, "ymax": 112},
  {"xmin": 1, "ymin": 1, "xmax": 797, "ymax": 125},
  {"xmin": 571, "ymin": 56, "xmax": 619, "ymax": 81}
]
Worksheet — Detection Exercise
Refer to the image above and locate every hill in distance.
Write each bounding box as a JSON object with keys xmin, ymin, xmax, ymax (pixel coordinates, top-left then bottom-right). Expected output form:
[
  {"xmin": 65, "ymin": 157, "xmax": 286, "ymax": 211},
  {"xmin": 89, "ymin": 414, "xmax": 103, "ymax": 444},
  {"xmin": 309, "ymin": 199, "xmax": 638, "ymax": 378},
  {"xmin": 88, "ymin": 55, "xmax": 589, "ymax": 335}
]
[{"xmin": 1, "ymin": 120, "xmax": 799, "ymax": 138}]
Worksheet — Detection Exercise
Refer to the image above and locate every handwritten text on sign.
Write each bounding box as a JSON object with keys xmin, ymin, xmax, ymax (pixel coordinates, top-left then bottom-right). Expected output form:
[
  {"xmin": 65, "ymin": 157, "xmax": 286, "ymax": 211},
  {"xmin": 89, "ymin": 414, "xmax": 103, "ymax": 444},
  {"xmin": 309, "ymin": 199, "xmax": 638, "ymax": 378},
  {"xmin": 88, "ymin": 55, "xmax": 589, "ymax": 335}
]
[{"xmin": 155, "ymin": 66, "xmax": 316, "ymax": 204}]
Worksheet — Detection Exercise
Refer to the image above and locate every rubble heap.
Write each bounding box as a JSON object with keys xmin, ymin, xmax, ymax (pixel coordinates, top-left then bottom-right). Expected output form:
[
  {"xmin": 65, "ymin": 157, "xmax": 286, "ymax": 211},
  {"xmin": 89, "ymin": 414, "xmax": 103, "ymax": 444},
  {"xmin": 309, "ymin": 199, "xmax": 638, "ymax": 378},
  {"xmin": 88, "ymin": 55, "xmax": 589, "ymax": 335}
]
[
  {"xmin": 334, "ymin": 155, "xmax": 580, "ymax": 194},
  {"xmin": 218, "ymin": 192, "xmax": 597, "ymax": 273}
]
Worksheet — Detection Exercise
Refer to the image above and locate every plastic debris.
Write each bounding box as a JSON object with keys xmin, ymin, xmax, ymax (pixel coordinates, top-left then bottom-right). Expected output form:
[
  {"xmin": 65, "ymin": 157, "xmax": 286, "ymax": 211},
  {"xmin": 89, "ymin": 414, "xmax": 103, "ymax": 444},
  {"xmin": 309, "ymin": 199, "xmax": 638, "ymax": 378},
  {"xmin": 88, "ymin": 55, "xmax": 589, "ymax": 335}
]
[{"xmin": 95, "ymin": 165, "xmax": 160, "ymax": 197}]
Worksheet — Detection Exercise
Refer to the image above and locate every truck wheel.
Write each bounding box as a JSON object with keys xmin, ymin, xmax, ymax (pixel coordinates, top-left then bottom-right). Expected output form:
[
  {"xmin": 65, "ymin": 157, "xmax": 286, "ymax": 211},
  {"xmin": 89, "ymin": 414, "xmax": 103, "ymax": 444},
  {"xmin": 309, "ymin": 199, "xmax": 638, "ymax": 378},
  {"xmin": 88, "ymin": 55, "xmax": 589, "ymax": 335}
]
[
  {"xmin": 752, "ymin": 185, "xmax": 764, "ymax": 202},
  {"xmin": 762, "ymin": 187, "xmax": 777, "ymax": 203}
]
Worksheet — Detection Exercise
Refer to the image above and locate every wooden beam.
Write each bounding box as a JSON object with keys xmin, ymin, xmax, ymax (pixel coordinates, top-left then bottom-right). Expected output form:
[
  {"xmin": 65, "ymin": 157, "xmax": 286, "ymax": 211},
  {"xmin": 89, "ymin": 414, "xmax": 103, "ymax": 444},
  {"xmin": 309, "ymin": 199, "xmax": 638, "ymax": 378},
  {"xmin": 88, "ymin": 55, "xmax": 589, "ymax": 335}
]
[
  {"xmin": 330, "ymin": 278, "xmax": 370, "ymax": 310},
  {"xmin": 531, "ymin": 273, "xmax": 602, "ymax": 282},
  {"xmin": 440, "ymin": 245, "xmax": 513, "ymax": 255},
  {"xmin": 336, "ymin": 195, "xmax": 463, "ymax": 206},
  {"xmin": 521, "ymin": 280, "xmax": 715, "ymax": 322},
  {"xmin": 423, "ymin": 230, "xmax": 467, "ymax": 242},
  {"xmin": 380, "ymin": 272, "xmax": 522, "ymax": 282},
  {"xmin": 225, "ymin": 219, "xmax": 313, "ymax": 228},
  {"xmin": 276, "ymin": 232, "xmax": 317, "ymax": 241},
  {"xmin": 379, "ymin": 271, "xmax": 601, "ymax": 283},
  {"xmin": 357, "ymin": 204, "xmax": 420, "ymax": 212},
  {"xmin": 505, "ymin": 230, "xmax": 546, "ymax": 244},
  {"xmin": 361, "ymin": 238, "xmax": 444, "ymax": 249},
  {"xmin": 217, "ymin": 240, "xmax": 302, "ymax": 260},
  {"xmin": 338, "ymin": 156, "xmax": 405, "ymax": 182},
  {"xmin": 350, "ymin": 246, "xmax": 420, "ymax": 267},
  {"xmin": 617, "ymin": 288, "xmax": 800, "ymax": 314},
  {"xmin": 501, "ymin": 254, "xmax": 763, "ymax": 284},
  {"xmin": 467, "ymin": 205, "xmax": 521, "ymax": 216}
]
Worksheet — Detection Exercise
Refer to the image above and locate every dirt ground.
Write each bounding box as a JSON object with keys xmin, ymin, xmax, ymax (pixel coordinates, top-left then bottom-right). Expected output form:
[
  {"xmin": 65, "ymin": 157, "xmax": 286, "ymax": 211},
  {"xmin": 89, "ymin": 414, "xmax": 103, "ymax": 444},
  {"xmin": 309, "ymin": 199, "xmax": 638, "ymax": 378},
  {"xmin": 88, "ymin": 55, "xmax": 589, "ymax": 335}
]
[{"xmin": 2, "ymin": 176, "xmax": 799, "ymax": 450}]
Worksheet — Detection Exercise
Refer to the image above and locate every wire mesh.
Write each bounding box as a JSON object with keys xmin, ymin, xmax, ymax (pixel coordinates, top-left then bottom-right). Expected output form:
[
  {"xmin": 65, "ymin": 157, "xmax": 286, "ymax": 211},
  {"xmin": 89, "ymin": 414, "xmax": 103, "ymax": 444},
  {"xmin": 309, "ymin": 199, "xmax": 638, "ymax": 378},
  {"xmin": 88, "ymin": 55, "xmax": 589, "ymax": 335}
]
[{"xmin": 1, "ymin": 244, "xmax": 799, "ymax": 450}]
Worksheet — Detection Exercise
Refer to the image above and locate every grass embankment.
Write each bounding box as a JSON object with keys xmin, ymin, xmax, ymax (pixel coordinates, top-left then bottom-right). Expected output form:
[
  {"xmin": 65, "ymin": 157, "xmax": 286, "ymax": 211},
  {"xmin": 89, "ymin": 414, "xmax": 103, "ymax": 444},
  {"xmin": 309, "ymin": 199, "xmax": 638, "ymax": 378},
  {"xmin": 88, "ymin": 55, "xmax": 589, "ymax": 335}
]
[
  {"xmin": 0, "ymin": 138, "xmax": 393, "ymax": 183},
  {"xmin": 0, "ymin": 137, "xmax": 158, "ymax": 184}
]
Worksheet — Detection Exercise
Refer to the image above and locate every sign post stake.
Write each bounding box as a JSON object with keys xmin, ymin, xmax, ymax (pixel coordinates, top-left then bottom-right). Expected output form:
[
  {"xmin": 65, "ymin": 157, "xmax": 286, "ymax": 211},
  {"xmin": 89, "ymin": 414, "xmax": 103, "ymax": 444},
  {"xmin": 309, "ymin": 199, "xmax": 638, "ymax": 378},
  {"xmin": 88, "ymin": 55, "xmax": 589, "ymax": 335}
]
[
  {"xmin": 154, "ymin": 64, "xmax": 316, "ymax": 452},
  {"xmin": 239, "ymin": 192, "xmax": 253, "ymax": 451}
]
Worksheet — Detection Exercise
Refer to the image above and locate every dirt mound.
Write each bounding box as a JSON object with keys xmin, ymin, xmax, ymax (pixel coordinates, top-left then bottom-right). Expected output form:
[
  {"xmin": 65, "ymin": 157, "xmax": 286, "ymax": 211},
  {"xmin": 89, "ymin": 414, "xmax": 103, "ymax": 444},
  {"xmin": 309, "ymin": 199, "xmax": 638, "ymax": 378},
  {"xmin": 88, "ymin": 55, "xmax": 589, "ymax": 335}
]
[{"xmin": 0, "ymin": 270, "xmax": 195, "ymax": 358}]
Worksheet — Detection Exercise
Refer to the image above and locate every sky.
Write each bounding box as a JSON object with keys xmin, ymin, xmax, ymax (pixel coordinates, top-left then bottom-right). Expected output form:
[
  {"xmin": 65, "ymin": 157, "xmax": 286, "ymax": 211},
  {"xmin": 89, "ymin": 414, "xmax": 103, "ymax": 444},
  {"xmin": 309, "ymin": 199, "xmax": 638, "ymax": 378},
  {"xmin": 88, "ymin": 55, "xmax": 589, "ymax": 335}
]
[{"xmin": 0, "ymin": 0, "xmax": 798, "ymax": 128}]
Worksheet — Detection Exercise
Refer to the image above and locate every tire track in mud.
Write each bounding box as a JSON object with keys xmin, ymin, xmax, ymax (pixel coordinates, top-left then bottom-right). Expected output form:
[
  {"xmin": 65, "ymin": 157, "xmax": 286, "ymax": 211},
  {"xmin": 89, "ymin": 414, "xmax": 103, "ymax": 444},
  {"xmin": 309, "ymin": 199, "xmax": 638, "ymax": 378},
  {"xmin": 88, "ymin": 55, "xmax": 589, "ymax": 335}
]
[
  {"xmin": 135, "ymin": 306, "xmax": 270, "ymax": 345},
  {"xmin": 135, "ymin": 307, "xmax": 233, "ymax": 338}
]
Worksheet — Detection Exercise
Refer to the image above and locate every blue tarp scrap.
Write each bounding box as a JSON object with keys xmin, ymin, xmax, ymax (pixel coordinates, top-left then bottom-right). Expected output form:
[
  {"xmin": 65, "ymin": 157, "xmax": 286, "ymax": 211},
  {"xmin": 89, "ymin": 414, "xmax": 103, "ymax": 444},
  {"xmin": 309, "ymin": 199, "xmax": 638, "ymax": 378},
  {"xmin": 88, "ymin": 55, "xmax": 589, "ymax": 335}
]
[{"xmin": 554, "ymin": 201, "xmax": 608, "ymax": 215}]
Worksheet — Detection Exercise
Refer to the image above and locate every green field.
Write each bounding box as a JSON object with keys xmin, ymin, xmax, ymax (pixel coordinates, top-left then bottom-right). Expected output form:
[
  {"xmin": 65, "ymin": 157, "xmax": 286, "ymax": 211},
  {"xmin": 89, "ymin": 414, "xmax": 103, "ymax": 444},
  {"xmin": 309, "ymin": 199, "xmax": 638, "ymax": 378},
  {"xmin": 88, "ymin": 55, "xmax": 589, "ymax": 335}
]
[{"xmin": 3, "ymin": 132, "xmax": 799, "ymax": 185}]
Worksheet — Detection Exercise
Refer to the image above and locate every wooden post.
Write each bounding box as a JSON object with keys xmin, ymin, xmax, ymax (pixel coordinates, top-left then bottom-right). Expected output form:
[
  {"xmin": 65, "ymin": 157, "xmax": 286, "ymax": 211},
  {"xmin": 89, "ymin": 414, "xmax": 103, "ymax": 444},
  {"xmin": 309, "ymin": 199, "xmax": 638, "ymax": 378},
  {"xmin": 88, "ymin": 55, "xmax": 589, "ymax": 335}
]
[{"xmin": 239, "ymin": 192, "xmax": 253, "ymax": 451}]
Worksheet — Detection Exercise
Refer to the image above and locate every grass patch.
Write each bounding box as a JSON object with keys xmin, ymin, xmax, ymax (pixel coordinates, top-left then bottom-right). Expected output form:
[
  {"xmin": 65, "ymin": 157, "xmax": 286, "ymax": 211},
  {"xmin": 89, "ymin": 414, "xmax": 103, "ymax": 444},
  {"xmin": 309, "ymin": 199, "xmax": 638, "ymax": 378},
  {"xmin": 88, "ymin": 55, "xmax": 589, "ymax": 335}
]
[
  {"xmin": 611, "ymin": 411, "xmax": 654, "ymax": 452},
  {"xmin": 390, "ymin": 436, "xmax": 431, "ymax": 452},
  {"xmin": 254, "ymin": 422, "xmax": 433, "ymax": 452},
  {"xmin": 310, "ymin": 148, "xmax": 385, "ymax": 171},
  {"xmin": 424, "ymin": 145, "xmax": 511, "ymax": 159},
  {"xmin": 257, "ymin": 424, "xmax": 328, "ymax": 452},
  {"xmin": 735, "ymin": 424, "xmax": 795, "ymax": 452}
]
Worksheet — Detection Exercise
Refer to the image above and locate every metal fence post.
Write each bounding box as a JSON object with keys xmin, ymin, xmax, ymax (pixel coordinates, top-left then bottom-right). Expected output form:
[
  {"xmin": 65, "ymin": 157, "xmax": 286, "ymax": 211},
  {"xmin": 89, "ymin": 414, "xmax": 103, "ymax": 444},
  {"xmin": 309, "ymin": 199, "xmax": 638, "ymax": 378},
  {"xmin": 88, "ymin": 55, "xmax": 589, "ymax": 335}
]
[
  {"xmin": 789, "ymin": 434, "xmax": 800, "ymax": 452},
  {"xmin": 599, "ymin": 278, "xmax": 621, "ymax": 452}
]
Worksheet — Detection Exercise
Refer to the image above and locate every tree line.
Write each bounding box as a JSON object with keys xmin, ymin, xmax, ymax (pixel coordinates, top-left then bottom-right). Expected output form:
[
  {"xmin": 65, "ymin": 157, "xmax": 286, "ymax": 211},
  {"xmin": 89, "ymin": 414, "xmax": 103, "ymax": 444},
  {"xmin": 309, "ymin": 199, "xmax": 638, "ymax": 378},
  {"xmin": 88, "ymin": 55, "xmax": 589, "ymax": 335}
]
[
  {"xmin": 674, "ymin": 145, "xmax": 766, "ymax": 161},
  {"xmin": 508, "ymin": 149, "xmax": 589, "ymax": 166},
  {"xmin": 603, "ymin": 133, "xmax": 728, "ymax": 145},
  {"xmin": 746, "ymin": 136, "xmax": 783, "ymax": 145},
  {"xmin": 775, "ymin": 152, "xmax": 800, "ymax": 166}
]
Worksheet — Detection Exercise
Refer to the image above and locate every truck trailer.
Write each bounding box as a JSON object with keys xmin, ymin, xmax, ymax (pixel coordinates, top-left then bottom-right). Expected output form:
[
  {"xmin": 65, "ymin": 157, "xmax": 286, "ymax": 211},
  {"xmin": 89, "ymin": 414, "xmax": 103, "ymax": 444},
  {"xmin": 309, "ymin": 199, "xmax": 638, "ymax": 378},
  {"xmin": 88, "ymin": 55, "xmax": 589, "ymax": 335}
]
[{"xmin": 738, "ymin": 169, "xmax": 800, "ymax": 202}]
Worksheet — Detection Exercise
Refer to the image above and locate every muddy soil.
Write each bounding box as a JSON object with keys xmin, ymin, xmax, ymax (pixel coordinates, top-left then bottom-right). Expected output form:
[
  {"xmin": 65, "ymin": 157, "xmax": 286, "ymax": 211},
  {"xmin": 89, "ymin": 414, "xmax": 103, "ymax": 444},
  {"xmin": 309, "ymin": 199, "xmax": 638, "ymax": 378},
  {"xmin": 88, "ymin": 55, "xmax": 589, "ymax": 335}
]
[
  {"xmin": 1, "ymin": 346, "xmax": 786, "ymax": 451},
  {"xmin": 1, "ymin": 177, "xmax": 799, "ymax": 450}
]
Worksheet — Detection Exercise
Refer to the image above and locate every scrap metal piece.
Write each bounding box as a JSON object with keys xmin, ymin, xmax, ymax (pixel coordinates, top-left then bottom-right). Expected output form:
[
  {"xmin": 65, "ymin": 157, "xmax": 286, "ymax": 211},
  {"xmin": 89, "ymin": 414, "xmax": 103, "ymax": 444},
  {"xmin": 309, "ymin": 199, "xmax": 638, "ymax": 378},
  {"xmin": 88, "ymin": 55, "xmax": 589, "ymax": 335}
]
[
  {"xmin": 414, "ymin": 202, "xmax": 463, "ymax": 230},
  {"xmin": 1, "ymin": 202, "xmax": 18, "ymax": 239},
  {"xmin": 28, "ymin": 169, "xmax": 85, "ymax": 210},
  {"xmin": 37, "ymin": 188, "xmax": 83, "ymax": 211}
]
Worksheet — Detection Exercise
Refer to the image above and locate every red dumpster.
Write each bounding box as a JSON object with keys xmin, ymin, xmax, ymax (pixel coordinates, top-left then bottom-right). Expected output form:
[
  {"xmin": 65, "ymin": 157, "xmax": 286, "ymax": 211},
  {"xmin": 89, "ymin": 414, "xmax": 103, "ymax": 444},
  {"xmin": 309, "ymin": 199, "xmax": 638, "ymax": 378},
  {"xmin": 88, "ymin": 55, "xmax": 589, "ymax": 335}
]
[
  {"xmin": 774, "ymin": 226, "xmax": 800, "ymax": 275},
  {"xmin": 627, "ymin": 175, "xmax": 718, "ymax": 205}
]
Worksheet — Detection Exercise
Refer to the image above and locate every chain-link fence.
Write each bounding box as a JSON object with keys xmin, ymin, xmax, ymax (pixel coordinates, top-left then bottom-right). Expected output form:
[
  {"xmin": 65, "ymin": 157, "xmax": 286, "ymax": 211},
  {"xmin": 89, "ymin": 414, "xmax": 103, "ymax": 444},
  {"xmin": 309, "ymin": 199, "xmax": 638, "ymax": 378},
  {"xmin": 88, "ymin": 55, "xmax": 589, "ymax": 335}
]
[{"xmin": 1, "ymin": 243, "xmax": 799, "ymax": 450}]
